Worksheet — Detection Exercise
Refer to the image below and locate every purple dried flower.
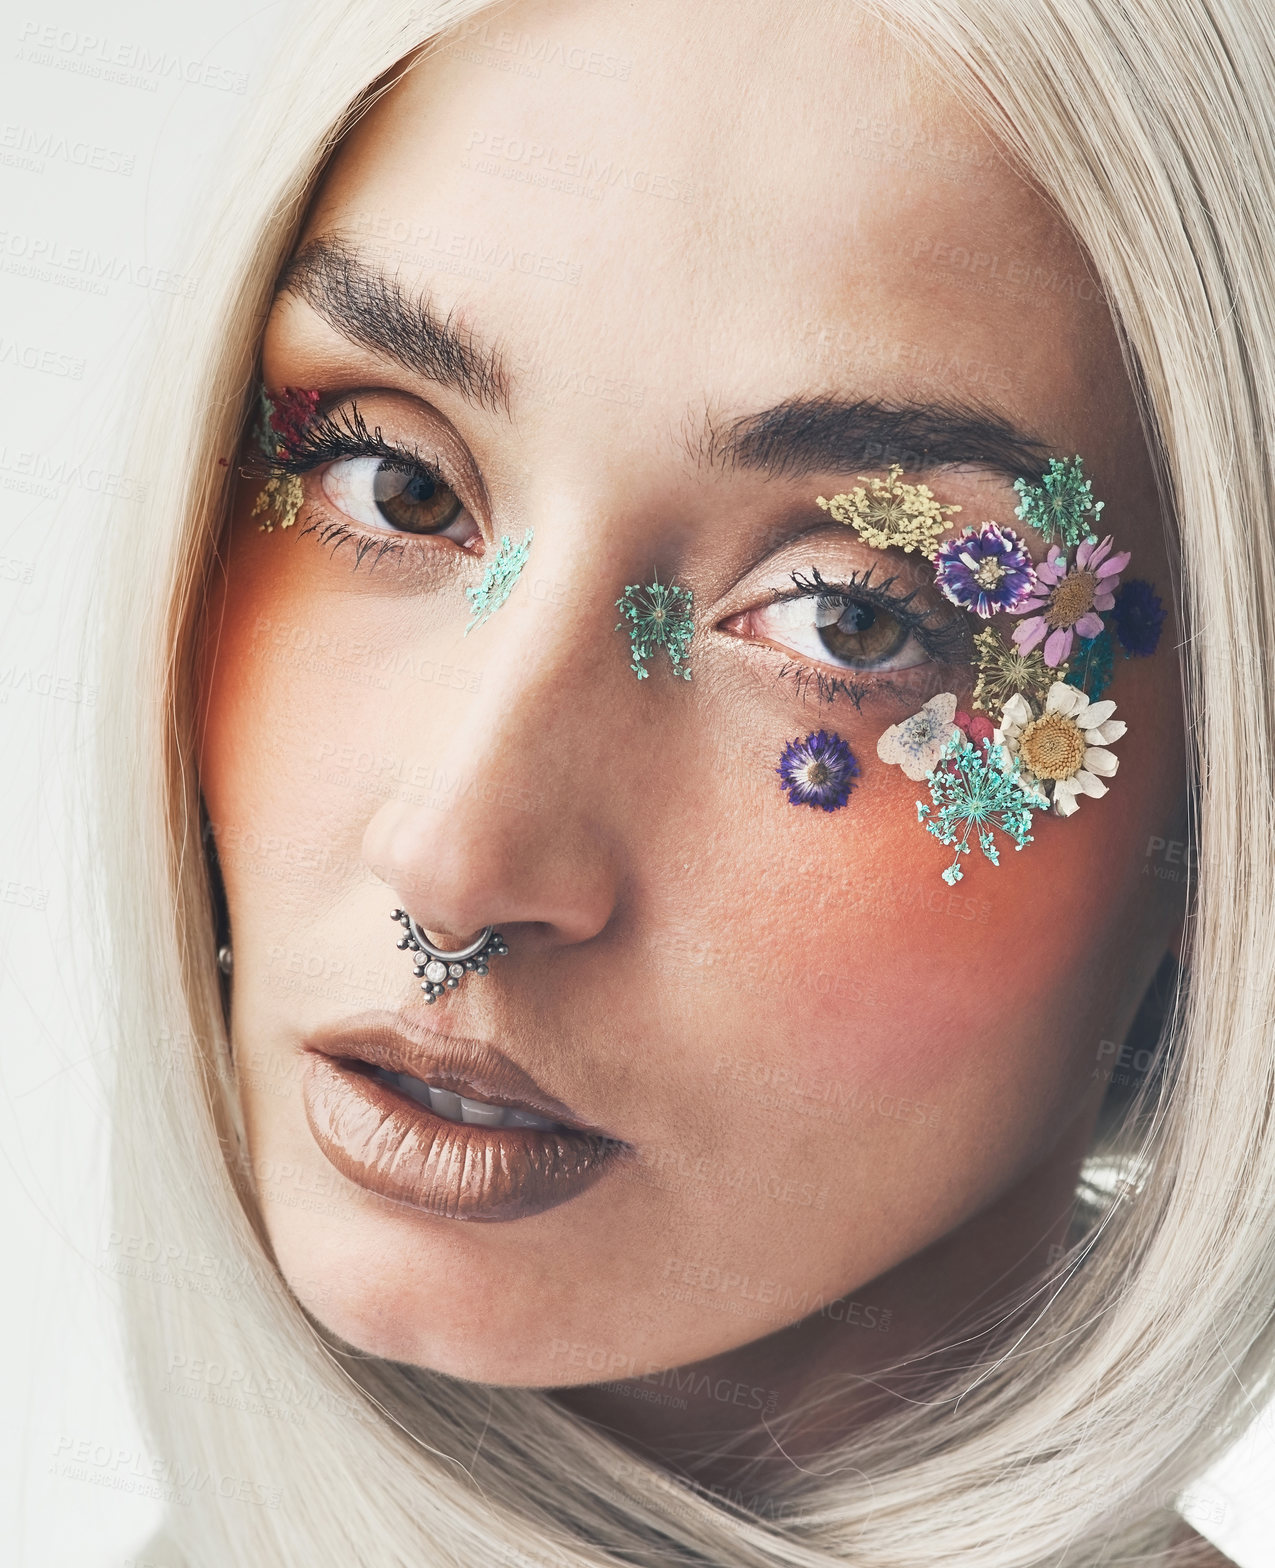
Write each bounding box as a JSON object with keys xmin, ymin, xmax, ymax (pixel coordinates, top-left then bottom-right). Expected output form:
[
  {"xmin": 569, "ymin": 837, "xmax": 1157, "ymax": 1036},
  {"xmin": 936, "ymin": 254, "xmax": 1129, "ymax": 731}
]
[
  {"xmin": 1111, "ymin": 578, "xmax": 1165, "ymax": 657},
  {"xmin": 1012, "ymin": 534, "xmax": 1131, "ymax": 667},
  {"xmin": 934, "ymin": 522, "xmax": 1037, "ymax": 618},
  {"xmin": 776, "ymin": 730, "xmax": 859, "ymax": 811}
]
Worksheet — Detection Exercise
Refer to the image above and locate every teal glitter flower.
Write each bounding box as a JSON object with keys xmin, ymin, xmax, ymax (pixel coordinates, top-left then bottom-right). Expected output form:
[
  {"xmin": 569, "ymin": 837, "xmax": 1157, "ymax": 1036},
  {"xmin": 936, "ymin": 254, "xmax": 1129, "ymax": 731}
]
[
  {"xmin": 1013, "ymin": 455, "xmax": 1104, "ymax": 548},
  {"xmin": 465, "ymin": 528, "xmax": 533, "ymax": 634},
  {"xmin": 917, "ymin": 731, "xmax": 1047, "ymax": 885},
  {"xmin": 1063, "ymin": 626, "xmax": 1115, "ymax": 700},
  {"xmin": 615, "ymin": 571, "xmax": 693, "ymax": 680}
]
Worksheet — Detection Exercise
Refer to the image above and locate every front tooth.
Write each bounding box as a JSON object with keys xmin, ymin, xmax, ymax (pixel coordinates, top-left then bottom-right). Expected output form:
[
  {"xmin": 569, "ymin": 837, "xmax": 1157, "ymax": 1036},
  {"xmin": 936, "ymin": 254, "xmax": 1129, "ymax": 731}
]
[
  {"xmin": 428, "ymin": 1087, "xmax": 464, "ymax": 1121},
  {"xmin": 389, "ymin": 1071, "xmax": 433, "ymax": 1109},
  {"xmin": 505, "ymin": 1108, "xmax": 560, "ymax": 1130},
  {"xmin": 459, "ymin": 1096, "xmax": 506, "ymax": 1127}
]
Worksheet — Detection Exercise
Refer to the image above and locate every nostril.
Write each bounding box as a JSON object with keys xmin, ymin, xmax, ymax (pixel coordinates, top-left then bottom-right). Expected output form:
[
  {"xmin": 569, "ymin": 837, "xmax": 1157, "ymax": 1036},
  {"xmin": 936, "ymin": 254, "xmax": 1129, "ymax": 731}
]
[{"xmin": 417, "ymin": 925, "xmax": 483, "ymax": 950}]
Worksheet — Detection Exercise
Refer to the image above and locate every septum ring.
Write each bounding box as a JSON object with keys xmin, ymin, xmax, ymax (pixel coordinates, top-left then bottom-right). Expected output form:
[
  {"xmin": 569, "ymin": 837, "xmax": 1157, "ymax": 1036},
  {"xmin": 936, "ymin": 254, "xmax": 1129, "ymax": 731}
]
[{"xmin": 391, "ymin": 908, "xmax": 509, "ymax": 1002}]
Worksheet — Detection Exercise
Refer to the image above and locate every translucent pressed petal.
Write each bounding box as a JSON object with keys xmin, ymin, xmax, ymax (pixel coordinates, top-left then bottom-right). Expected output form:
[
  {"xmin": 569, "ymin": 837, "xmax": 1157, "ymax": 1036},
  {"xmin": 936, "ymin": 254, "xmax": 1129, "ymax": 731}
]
[
  {"xmin": 1043, "ymin": 626, "xmax": 1073, "ymax": 666},
  {"xmin": 1000, "ymin": 692, "xmax": 1034, "ymax": 728},
  {"xmin": 1096, "ymin": 549, "xmax": 1132, "ymax": 577},
  {"xmin": 1013, "ymin": 617, "xmax": 1049, "ymax": 653},
  {"xmin": 1045, "ymin": 680, "xmax": 1083, "ymax": 715},
  {"xmin": 1074, "ymin": 769, "xmax": 1109, "ymax": 797},
  {"xmin": 902, "ymin": 750, "xmax": 943, "ymax": 781},
  {"xmin": 1082, "ymin": 746, "xmax": 1119, "ymax": 776},
  {"xmin": 1074, "ymin": 611, "xmax": 1104, "ymax": 639},
  {"xmin": 1053, "ymin": 781, "xmax": 1081, "ymax": 816},
  {"xmin": 1015, "ymin": 593, "xmax": 1050, "ymax": 612},
  {"xmin": 1082, "ymin": 699, "xmax": 1117, "ymax": 727},
  {"xmin": 1089, "ymin": 718, "xmax": 1127, "ymax": 743},
  {"xmin": 1093, "ymin": 589, "xmax": 1117, "ymax": 611}
]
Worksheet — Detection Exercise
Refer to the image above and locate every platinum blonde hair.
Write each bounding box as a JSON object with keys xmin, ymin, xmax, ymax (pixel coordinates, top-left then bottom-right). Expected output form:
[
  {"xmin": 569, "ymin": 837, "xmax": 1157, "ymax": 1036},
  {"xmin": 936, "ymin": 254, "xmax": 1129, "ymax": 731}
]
[{"xmin": 101, "ymin": 0, "xmax": 1275, "ymax": 1562}]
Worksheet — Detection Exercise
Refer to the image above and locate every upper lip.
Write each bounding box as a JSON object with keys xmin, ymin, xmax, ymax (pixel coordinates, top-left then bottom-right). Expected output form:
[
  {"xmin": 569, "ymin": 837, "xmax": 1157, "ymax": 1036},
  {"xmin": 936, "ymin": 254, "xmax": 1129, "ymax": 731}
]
[{"xmin": 302, "ymin": 1010, "xmax": 613, "ymax": 1137}]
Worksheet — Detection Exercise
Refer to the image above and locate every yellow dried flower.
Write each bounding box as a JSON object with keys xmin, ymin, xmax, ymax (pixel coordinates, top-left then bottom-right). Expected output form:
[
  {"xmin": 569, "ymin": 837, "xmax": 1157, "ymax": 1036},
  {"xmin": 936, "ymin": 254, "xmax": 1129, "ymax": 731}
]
[
  {"xmin": 971, "ymin": 625, "xmax": 1064, "ymax": 714},
  {"xmin": 251, "ymin": 470, "xmax": 305, "ymax": 533},
  {"xmin": 816, "ymin": 463, "xmax": 961, "ymax": 557}
]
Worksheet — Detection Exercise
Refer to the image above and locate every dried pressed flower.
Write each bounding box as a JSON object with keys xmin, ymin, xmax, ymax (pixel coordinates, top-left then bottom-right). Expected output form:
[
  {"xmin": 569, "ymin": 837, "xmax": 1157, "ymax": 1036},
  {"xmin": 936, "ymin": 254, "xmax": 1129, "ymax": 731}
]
[
  {"xmin": 255, "ymin": 385, "xmax": 321, "ymax": 462},
  {"xmin": 251, "ymin": 471, "xmax": 305, "ymax": 532},
  {"xmin": 1011, "ymin": 534, "xmax": 1131, "ymax": 667},
  {"xmin": 465, "ymin": 528, "xmax": 533, "ymax": 635},
  {"xmin": 777, "ymin": 730, "xmax": 859, "ymax": 811},
  {"xmin": 1063, "ymin": 628, "xmax": 1114, "ymax": 700},
  {"xmin": 816, "ymin": 464, "xmax": 961, "ymax": 556},
  {"xmin": 933, "ymin": 522, "xmax": 1036, "ymax": 617},
  {"xmin": 1013, "ymin": 455, "xmax": 1104, "ymax": 548},
  {"xmin": 954, "ymin": 709, "xmax": 996, "ymax": 750},
  {"xmin": 1111, "ymin": 578, "xmax": 1166, "ymax": 658},
  {"xmin": 971, "ymin": 625, "xmax": 1061, "ymax": 713},
  {"xmin": 876, "ymin": 692, "xmax": 959, "ymax": 781},
  {"xmin": 995, "ymin": 680, "xmax": 1127, "ymax": 818},
  {"xmin": 917, "ymin": 730, "xmax": 1045, "ymax": 884},
  {"xmin": 615, "ymin": 571, "xmax": 694, "ymax": 680}
]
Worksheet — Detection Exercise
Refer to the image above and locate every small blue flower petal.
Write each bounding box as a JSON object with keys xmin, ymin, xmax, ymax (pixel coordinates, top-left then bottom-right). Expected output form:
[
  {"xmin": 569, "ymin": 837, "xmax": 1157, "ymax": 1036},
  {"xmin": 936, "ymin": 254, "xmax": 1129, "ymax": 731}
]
[
  {"xmin": 1111, "ymin": 578, "xmax": 1165, "ymax": 658},
  {"xmin": 777, "ymin": 730, "xmax": 860, "ymax": 811}
]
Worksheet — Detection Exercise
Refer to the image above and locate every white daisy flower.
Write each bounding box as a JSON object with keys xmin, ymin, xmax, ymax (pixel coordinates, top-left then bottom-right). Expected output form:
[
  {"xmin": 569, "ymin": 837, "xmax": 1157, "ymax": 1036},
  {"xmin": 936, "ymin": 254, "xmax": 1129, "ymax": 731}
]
[
  {"xmin": 877, "ymin": 692, "xmax": 960, "ymax": 781},
  {"xmin": 995, "ymin": 680, "xmax": 1127, "ymax": 817}
]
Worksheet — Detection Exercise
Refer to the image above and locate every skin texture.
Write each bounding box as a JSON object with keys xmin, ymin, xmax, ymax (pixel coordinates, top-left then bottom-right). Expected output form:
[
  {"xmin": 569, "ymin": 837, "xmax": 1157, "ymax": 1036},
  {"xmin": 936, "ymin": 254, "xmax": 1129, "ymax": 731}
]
[{"xmin": 196, "ymin": 0, "xmax": 1199, "ymax": 1513}]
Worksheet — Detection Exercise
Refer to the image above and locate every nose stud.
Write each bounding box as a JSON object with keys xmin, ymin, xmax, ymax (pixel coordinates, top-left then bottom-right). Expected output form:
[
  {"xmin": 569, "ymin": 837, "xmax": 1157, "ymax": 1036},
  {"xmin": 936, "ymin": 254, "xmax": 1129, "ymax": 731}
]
[{"xmin": 391, "ymin": 909, "xmax": 509, "ymax": 1002}]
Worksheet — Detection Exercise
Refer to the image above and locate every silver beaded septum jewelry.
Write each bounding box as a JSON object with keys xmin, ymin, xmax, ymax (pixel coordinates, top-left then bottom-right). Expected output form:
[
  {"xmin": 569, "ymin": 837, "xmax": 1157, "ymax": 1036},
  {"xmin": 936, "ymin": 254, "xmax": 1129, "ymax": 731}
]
[{"xmin": 391, "ymin": 909, "xmax": 509, "ymax": 1002}]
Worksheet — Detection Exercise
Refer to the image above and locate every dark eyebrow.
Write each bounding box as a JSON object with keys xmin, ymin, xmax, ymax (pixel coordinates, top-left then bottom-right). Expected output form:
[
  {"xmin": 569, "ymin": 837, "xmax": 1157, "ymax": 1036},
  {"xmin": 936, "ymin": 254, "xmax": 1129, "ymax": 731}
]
[
  {"xmin": 276, "ymin": 236, "xmax": 511, "ymax": 414},
  {"xmin": 696, "ymin": 396, "xmax": 1050, "ymax": 485}
]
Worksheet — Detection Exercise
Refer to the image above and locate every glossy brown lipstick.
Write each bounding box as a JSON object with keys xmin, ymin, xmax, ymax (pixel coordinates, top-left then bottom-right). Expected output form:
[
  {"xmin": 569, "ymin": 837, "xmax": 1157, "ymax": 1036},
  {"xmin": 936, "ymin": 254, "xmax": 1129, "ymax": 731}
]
[{"xmin": 300, "ymin": 1014, "xmax": 622, "ymax": 1221}]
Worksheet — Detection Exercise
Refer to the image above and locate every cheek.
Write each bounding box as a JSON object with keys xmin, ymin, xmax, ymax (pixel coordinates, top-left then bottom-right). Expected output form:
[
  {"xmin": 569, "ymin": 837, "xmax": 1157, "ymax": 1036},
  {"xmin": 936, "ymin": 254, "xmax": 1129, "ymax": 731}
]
[{"xmin": 725, "ymin": 731, "xmax": 1144, "ymax": 1138}]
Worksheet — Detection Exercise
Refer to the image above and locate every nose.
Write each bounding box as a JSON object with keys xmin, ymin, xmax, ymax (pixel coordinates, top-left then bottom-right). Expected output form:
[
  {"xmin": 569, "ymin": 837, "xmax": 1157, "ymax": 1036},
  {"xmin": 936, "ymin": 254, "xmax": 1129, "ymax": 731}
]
[{"xmin": 360, "ymin": 564, "xmax": 628, "ymax": 952}]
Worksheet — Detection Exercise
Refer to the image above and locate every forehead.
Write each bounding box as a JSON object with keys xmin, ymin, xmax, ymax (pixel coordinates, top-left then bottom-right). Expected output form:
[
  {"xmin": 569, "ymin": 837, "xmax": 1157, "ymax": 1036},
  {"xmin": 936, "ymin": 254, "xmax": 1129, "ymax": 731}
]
[{"xmin": 296, "ymin": 0, "xmax": 1116, "ymax": 447}]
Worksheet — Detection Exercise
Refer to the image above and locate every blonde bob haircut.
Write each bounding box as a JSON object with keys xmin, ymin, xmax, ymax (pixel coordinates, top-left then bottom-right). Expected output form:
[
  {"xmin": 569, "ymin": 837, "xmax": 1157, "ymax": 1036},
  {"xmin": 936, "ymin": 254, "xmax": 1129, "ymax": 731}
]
[{"xmin": 100, "ymin": 0, "xmax": 1275, "ymax": 1564}]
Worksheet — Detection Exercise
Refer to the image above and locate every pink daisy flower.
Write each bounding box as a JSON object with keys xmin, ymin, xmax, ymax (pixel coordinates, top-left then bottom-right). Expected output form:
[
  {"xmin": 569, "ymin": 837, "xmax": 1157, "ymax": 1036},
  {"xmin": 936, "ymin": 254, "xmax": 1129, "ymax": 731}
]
[{"xmin": 1011, "ymin": 535, "xmax": 1131, "ymax": 667}]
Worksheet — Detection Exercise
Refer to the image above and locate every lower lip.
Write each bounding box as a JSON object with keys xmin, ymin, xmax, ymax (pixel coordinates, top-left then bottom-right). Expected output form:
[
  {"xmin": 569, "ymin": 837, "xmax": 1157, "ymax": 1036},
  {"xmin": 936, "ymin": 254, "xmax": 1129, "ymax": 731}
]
[{"xmin": 301, "ymin": 1053, "xmax": 618, "ymax": 1222}]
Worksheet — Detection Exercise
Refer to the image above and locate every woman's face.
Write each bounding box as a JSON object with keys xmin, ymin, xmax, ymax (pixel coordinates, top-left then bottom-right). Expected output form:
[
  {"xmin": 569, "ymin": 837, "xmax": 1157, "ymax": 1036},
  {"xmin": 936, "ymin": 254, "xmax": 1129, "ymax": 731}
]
[{"xmin": 199, "ymin": 0, "xmax": 1186, "ymax": 1391}]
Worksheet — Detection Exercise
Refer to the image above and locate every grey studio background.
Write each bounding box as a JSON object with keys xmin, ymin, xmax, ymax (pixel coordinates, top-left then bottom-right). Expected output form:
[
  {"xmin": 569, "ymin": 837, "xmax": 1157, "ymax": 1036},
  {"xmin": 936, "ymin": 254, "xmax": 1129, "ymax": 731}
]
[{"xmin": 0, "ymin": 4, "xmax": 1272, "ymax": 1566}]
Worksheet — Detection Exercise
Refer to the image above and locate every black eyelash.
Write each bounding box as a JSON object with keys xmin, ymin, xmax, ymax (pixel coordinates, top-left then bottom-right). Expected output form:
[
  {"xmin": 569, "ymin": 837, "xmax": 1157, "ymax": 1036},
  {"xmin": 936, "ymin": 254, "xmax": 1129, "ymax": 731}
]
[
  {"xmin": 776, "ymin": 661, "xmax": 871, "ymax": 712},
  {"xmin": 267, "ymin": 400, "xmax": 443, "ymax": 488},
  {"xmin": 249, "ymin": 398, "xmax": 463, "ymax": 571},
  {"xmin": 785, "ymin": 563, "xmax": 971, "ymax": 667},
  {"xmin": 297, "ymin": 515, "xmax": 409, "ymax": 571}
]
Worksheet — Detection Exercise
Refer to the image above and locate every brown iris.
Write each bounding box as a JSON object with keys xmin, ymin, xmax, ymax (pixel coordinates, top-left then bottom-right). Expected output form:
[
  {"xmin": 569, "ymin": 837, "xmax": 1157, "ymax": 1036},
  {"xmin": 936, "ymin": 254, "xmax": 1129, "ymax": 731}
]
[
  {"xmin": 372, "ymin": 461, "xmax": 465, "ymax": 534},
  {"xmin": 814, "ymin": 597, "xmax": 909, "ymax": 666}
]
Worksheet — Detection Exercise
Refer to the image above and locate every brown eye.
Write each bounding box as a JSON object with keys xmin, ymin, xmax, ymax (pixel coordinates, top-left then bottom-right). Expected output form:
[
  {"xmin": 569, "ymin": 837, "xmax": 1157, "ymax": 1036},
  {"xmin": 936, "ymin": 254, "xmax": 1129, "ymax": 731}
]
[
  {"xmin": 729, "ymin": 591, "xmax": 930, "ymax": 673},
  {"xmin": 813, "ymin": 597, "xmax": 911, "ymax": 665},
  {"xmin": 322, "ymin": 455, "xmax": 474, "ymax": 542}
]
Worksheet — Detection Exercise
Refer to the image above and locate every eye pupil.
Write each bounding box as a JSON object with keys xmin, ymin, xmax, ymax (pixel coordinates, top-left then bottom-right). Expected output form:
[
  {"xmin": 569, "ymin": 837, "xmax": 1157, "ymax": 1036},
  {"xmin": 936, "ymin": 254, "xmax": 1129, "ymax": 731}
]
[
  {"xmin": 403, "ymin": 472, "xmax": 438, "ymax": 504},
  {"xmin": 815, "ymin": 595, "xmax": 908, "ymax": 664},
  {"xmin": 371, "ymin": 460, "xmax": 462, "ymax": 534}
]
